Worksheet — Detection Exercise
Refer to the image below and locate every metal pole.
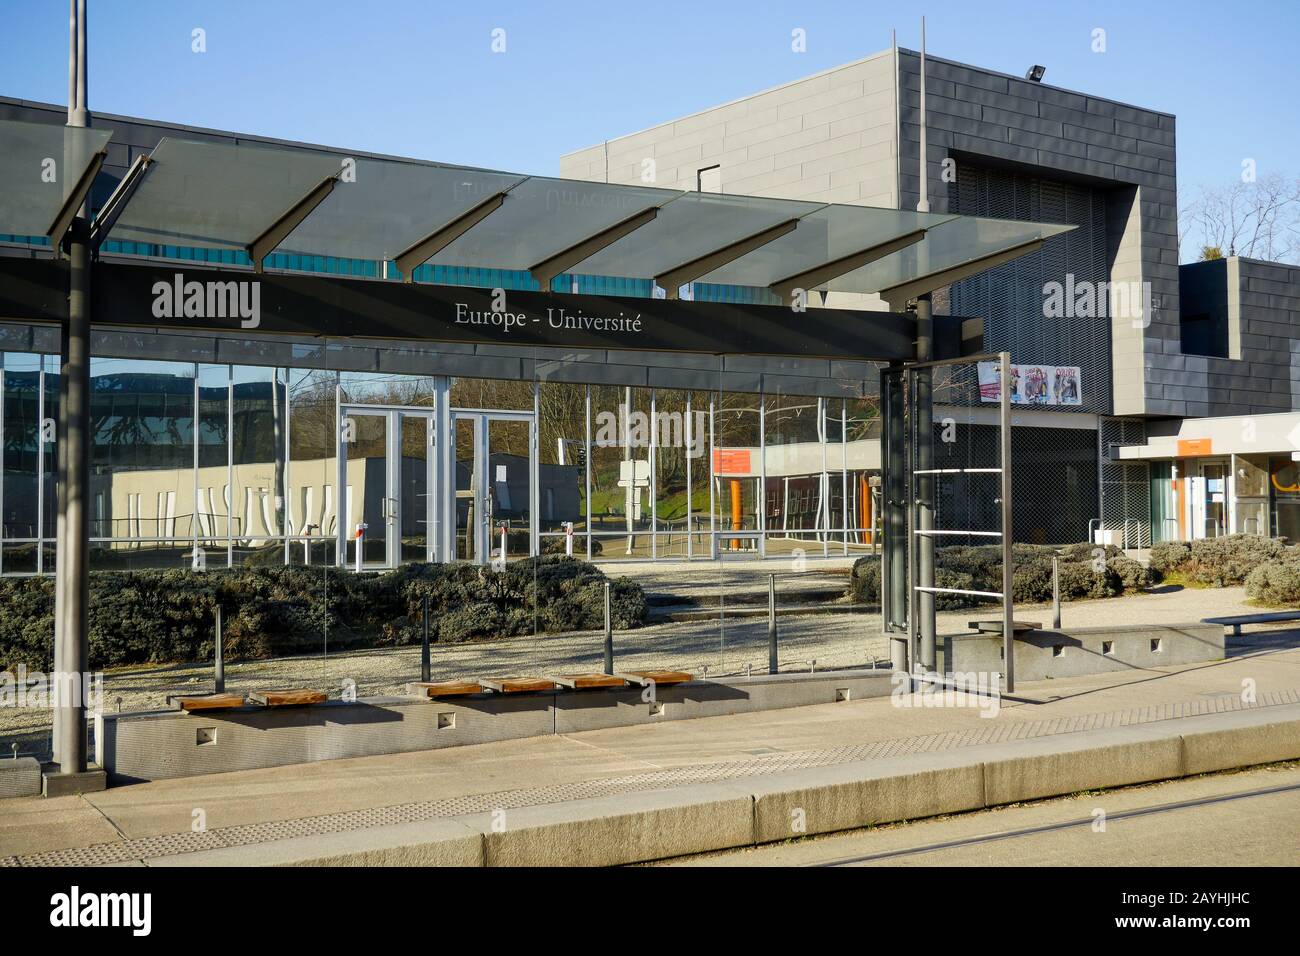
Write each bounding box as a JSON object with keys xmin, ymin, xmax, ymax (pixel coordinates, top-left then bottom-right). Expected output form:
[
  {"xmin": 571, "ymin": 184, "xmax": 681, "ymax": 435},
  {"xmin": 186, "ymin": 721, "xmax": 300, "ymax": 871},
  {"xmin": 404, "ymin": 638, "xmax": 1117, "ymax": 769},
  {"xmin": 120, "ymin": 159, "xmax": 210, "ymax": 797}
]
[
  {"xmin": 1051, "ymin": 555, "xmax": 1061, "ymax": 629},
  {"xmin": 916, "ymin": 294, "xmax": 936, "ymax": 672},
  {"xmin": 1000, "ymin": 352, "xmax": 1015, "ymax": 693},
  {"xmin": 884, "ymin": 365, "xmax": 908, "ymax": 676},
  {"xmin": 602, "ymin": 581, "xmax": 613, "ymax": 675},
  {"xmin": 768, "ymin": 573, "xmax": 778, "ymax": 674},
  {"xmin": 420, "ymin": 594, "xmax": 431, "ymax": 683},
  {"xmin": 214, "ymin": 605, "xmax": 224, "ymax": 693},
  {"xmin": 53, "ymin": 0, "xmax": 92, "ymax": 776}
]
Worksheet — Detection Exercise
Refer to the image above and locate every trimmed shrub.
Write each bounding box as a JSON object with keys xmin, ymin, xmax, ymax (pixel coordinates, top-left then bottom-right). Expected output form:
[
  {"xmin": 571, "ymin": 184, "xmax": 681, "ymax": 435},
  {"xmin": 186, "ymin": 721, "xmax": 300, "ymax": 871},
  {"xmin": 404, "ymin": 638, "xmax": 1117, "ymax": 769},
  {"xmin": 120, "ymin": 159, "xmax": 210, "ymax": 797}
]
[
  {"xmin": 847, "ymin": 541, "xmax": 1150, "ymax": 610},
  {"xmin": 0, "ymin": 556, "xmax": 647, "ymax": 672},
  {"xmin": 1152, "ymin": 534, "xmax": 1287, "ymax": 587},
  {"xmin": 1245, "ymin": 558, "xmax": 1300, "ymax": 607}
]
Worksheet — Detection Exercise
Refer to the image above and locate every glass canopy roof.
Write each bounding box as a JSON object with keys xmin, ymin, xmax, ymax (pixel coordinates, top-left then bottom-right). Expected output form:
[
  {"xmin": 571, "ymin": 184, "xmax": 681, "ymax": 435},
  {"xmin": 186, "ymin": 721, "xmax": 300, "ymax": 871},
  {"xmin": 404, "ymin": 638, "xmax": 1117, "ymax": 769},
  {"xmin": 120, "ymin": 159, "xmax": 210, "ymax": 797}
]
[
  {"xmin": 0, "ymin": 122, "xmax": 1076, "ymax": 302},
  {"xmin": 0, "ymin": 118, "xmax": 111, "ymax": 238}
]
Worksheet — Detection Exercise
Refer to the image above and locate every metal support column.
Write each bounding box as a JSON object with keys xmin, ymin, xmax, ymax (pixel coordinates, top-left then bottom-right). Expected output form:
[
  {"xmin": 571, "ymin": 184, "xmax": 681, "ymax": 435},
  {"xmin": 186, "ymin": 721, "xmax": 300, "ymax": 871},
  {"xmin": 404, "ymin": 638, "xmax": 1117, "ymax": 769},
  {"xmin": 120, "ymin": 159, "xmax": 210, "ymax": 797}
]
[
  {"xmin": 882, "ymin": 364, "xmax": 908, "ymax": 676},
  {"xmin": 999, "ymin": 351, "xmax": 1015, "ymax": 693},
  {"xmin": 915, "ymin": 294, "xmax": 936, "ymax": 672},
  {"xmin": 52, "ymin": 0, "xmax": 91, "ymax": 780}
]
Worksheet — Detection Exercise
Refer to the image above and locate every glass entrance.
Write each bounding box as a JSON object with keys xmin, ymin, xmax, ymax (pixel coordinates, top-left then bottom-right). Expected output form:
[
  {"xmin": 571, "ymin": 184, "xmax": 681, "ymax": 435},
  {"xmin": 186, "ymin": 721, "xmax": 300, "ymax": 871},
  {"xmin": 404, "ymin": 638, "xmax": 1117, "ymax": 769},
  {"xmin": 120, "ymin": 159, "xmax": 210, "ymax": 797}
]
[
  {"xmin": 453, "ymin": 411, "xmax": 535, "ymax": 565},
  {"xmin": 339, "ymin": 405, "xmax": 434, "ymax": 569},
  {"xmin": 1200, "ymin": 460, "xmax": 1228, "ymax": 539}
]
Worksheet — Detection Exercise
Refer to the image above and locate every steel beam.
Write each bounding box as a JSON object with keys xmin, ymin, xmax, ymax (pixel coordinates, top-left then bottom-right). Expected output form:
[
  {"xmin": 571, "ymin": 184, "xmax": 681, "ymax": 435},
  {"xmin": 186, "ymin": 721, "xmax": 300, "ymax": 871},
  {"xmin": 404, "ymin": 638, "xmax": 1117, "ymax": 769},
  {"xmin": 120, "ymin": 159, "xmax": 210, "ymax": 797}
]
[
  {"xmin": 770, "ymin": 227, "xmax": 927, "ymax": 306},
  {"xmin": 528, "ymin": 204, "xmax": 663, "ymax": 291},
  {"xmin": 656, "ymin": 217, "xmax": 800, "ymax": 299},
  {"xmin": 877, "ymin": 237, "xmax": 1046, "ymax": 310},
  {"xmin": 248, "ymin": 174, "xmax": 339, "ymax": 273},
  {"xmin": 88, "ymin": 152, "xmax": 152, "ymax": 250},
  {"xmin": 394, "ymin": 189, "xmax": 511, "ymax": 281}
]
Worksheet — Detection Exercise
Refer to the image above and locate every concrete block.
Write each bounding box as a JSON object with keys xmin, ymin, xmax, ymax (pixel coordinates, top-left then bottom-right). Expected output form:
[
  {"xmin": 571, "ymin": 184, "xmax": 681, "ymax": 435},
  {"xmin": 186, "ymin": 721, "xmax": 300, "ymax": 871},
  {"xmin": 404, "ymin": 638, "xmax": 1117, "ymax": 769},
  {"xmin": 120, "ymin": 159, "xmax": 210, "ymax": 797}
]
[
  {"xmin": 42, "ymin": 766, "xmax": 108, "ymax": 797},
  {"xmin": 750, "ymin": 753, "xmax": 985, "ymax": 842},
  {"xmin": 469, "ymin": 784, "xmax": 755, "ymax": 867},
  {"xmin": 1178, "ymin": 708, "xmax": 1300, "ymax": 776},
  {"xmin": 980, "ymin": 726, "xmax": 1184, "ymax": 805},
  {"xmin": 0, "ymin": 757, "xmax": 42, "ymax": 799}
]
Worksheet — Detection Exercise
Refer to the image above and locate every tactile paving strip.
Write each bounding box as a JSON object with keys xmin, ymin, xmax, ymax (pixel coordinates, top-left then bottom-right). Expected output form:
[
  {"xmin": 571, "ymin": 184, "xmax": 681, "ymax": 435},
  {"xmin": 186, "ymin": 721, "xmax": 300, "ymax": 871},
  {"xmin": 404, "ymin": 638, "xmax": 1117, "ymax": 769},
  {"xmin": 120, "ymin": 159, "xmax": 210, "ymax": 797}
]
[{"xmin": 11, "ymin": 687, "xmax": 1298, "ymax": 867}]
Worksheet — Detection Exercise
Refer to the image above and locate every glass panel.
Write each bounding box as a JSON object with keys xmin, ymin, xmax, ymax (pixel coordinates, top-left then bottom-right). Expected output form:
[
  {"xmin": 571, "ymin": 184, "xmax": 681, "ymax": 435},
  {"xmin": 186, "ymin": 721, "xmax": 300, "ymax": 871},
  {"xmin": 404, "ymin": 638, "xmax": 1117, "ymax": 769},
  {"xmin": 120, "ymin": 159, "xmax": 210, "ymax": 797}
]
[
  {"xmin": 398, "ymin": 413, "xmax": 430, "ymax": 564},
  {"xmin": 279, "ymin": 159, "xmax": 526, "ymax": 262},
  {"xmin": 713, "ymin": 390, "xmax": 761, "ymax": 555},
  {"xmin": 287, "ymin": 369, "xmax": 337, "ymax": 566},
  {"xmin": 537, "ymin": 382, "xmax": 587, "ymax": 552},
  {"xmin": 763, "ymin": 390, "xmax": 825, "ymax": 558},
  {"xmin": 3, "ymin": 354, "xmax": 42, "ymax": 572},
  {"xmin": 108, "ymin": 137, "xmax": 343, "ymax": 251},
  {"xmin": 454, "ymin": 416, "xmax": 479, "ymax": 562},
  {"xmin": 488, "ymin": 418, "xmax": 531, "ymax": 561},
  {"xmin": 430, "ymin": 176, "xmax": 677, "ymax": 275},
  {"xmin": 652, "ymin": 388, "xmax": 694, "ymax": 559},
  {"xmin": 0, "ymin": 119, "xmax": 112, "ymax": 236},
  {"xmin": 828, "ymin": 216, "xmax": 1077, "ymax": 295},
  {"xmin": 230, "ymin": 366, "xmax": 287, "ymax": 566},
  {"xmin": 700, "ymin": 205, "xmax": 957, "ymax": 289},
  {"xmin": 576, "ymin": 192, "xmax": 822, "ymax": 286},
  {"xmin": 196, "ymin": 364, "xmax": 229, "ymax": 564},
  {"xmin": 590, "ymin": 385, "xmax": 652, "ymax": 558},
  {"xmin": 344, "ymin": 411, "xmax": 387, "ymax": 568},
  {"xmin": 89, "ymin": 357, "xmax": 194, "ymax": 568}
]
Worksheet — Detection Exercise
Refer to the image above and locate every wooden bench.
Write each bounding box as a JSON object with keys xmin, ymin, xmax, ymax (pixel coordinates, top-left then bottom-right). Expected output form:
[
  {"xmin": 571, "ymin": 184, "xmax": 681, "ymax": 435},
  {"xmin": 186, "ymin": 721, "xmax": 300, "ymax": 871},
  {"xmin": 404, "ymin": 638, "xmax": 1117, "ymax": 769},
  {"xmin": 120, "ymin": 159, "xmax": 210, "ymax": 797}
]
[
  {"xmin": 1203, "ymin": 612, "xmax": 1300, "ymax": 637},
  {"xmin": 478, "ymin": 677, "xmax": 559, "ymax": 694},
  {"xmin": 171, "ymin": 692, "xmax": 246, "ymax": 712},
  {"xmin": 617, "ymin": 670, "xmax": 693, "ymax": 687},
  {"xmin": 968, "ymin": 620, "xmax": 1041, "ymax": 635},
  {"xmin": 548, "ymin": 673, "xmax": 627, "ymax": 690},
  {"xmin": 247, "ymin": 689, "xmax": 328, "ymax": 707},
  {"xmin": 411, "ymin": 680, "xmax": 483, "ymax": 698}
]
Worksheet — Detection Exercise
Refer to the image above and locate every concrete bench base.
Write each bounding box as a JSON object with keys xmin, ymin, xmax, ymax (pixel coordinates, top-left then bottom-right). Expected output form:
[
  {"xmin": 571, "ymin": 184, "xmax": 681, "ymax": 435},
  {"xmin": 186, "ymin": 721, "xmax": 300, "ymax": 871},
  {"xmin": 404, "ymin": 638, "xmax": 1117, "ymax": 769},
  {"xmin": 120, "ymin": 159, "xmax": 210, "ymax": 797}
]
[
  {"xmin": 943, "ymin": 622, "xmax": 1224, "ymax": 682},
  {"xmin": 94, "ymin": 668, "xmax": 898, "ymax": 786}
]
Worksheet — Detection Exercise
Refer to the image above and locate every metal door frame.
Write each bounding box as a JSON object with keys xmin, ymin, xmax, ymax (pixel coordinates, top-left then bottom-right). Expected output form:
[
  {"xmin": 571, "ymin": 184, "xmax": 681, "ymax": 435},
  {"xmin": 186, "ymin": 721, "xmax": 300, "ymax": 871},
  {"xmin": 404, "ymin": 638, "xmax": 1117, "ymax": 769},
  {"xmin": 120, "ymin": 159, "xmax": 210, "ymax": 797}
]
[
  {"xmin": 337, "ymin": 402, "xmax": 436, "ymax": 569},
  {"xmin": 449, "ymin": 408, "xmax": 537, "ymax": 565}
]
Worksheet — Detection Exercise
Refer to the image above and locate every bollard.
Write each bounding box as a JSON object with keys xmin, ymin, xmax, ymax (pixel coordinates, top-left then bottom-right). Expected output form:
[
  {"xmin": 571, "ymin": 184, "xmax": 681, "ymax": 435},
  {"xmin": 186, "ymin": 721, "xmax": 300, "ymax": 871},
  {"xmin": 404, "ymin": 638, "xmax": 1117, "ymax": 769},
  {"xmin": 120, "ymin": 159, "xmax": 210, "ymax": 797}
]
[
  {"xmin": 768, "ymin": 573, "xmax": 778, "ymax": 674},
  {"xmin": 214, "ymin": 605, "xmax": 225, "ymax": 693},
  {"xmin": 603, "ymin": 581, "xmax": 613, "ymax": 675},
  {"xmin": 564, "ymin": 521, "xmax": 574, "ymax": 557},
  {"xmin": 354, "ymin": 522, "xmax": 366, "ymax": 572},
  {"xmin": 1052, "ymin": 555, "xmax": 1061, "ymax": 629},
  {"xmin": 421, "ymin": 594, "xmax": 431, "ymax": 683}
]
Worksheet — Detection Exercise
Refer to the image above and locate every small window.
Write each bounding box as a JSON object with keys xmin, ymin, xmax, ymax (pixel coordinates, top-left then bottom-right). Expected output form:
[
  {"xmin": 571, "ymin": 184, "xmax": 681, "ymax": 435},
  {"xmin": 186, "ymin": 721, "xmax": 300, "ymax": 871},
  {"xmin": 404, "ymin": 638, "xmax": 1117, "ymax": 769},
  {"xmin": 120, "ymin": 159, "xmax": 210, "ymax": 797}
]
[{"xmin": 1180, "ymin": 312, "xmax": 1229, "ymax": 358}]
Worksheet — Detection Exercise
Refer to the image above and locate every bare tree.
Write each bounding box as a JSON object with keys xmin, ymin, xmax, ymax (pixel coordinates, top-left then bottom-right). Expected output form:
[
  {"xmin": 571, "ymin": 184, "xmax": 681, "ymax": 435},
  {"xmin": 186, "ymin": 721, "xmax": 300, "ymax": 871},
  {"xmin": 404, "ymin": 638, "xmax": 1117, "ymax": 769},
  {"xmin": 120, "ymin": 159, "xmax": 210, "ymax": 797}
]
[{"xmin": 1181, "ymin": 172, "xmax": 1300, "ymax": 263}]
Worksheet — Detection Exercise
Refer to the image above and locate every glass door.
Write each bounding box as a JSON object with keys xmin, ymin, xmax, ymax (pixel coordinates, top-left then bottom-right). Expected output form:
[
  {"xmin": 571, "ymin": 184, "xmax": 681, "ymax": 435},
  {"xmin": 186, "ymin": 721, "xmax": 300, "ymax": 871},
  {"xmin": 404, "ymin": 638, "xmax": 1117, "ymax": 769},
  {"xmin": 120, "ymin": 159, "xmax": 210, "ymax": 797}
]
[
  {"xmin": 340, "ymin": 405, "xmax": 435, "ymax": 569},
  {"xmin": 452, "ymin": 410, "xmax": 535, "ymax": 565},
  {"xmin": 1200, "ymin": 460, "xmax": 1228, "ymax": 538}
]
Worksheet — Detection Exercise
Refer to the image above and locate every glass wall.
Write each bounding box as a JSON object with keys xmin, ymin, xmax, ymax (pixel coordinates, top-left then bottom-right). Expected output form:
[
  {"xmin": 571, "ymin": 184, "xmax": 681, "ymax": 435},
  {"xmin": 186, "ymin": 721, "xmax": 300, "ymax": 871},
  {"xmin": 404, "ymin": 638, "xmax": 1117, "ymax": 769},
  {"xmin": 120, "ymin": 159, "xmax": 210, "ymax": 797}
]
[{"xmin": 0, "ymin": 351, "xmax": 882, "ymax": 571}]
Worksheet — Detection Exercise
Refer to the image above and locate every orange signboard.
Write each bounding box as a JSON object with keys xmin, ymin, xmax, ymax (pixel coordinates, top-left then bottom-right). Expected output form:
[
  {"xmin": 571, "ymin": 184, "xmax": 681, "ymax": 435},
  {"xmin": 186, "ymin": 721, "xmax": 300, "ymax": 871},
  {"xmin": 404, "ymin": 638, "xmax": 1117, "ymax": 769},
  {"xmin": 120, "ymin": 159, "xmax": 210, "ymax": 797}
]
[
  {"xmin": 712, "ymin": 448, "xmax": 752, "ymax": 475},
  {"xmin": 1176, "ymin": 438, "xmax": 1213, "ymax": 457}
]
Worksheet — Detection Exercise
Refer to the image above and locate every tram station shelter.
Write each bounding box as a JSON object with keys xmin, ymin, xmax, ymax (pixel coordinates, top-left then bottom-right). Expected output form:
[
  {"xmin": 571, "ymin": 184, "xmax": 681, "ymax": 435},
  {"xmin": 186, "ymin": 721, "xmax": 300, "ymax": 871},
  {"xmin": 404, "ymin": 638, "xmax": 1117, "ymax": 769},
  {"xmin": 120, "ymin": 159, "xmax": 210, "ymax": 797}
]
[{"xmin": 0, "ymin": 98, "xmax": 1070, "ymax": 574}]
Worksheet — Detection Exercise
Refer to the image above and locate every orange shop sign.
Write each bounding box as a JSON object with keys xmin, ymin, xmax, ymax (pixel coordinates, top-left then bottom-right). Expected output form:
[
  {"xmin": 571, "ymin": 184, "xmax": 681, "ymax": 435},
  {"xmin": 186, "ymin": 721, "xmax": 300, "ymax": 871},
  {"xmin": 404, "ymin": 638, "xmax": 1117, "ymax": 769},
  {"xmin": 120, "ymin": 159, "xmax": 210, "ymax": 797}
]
[
  {"xmin": 712, "ymin": 448, "xmax": 752, "ymax": 475},
  {"xmin": 1176, "ymin": 438, "xmax": 1213, "ymax": 457}
]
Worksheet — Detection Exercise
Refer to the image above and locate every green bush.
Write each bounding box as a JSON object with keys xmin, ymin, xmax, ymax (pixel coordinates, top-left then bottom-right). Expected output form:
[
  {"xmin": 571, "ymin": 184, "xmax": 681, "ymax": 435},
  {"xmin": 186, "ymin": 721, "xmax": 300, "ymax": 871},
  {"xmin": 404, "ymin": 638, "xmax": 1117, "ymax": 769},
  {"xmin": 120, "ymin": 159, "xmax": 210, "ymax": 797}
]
[
  {"xmin": 1151, "ymin": 534, "xmax": 1287, "ymax": 587},
  {"xmin": 1245, "ymin": 557, "xmax": 1300, "ymax": 607},
  {"xmin": 0, "ymin": 557, "xmax": 647, "ymax": 672},
  {"xmin": 847, "ymin": 541, "xmax": 1150, "ymax": 610}
]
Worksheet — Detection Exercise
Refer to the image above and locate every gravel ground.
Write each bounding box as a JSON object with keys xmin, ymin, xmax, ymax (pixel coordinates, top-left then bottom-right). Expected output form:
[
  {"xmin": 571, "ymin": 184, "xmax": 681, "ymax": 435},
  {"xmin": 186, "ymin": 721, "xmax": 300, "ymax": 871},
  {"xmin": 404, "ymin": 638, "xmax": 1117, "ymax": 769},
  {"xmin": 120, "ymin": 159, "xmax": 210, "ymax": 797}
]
[{"xmin": 3, "ymin": 579, "xmax": 1295, "ymax": 756}]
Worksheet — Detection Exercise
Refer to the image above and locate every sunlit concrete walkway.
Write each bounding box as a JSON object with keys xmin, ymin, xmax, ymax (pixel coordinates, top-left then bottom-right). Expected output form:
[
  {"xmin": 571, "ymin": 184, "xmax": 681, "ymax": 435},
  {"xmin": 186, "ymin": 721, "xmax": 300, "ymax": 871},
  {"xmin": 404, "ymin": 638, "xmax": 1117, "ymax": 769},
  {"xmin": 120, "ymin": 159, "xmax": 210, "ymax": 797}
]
[{"xmin": 1, "ymin": 630, "xmax": 1297, "ymax": 865}]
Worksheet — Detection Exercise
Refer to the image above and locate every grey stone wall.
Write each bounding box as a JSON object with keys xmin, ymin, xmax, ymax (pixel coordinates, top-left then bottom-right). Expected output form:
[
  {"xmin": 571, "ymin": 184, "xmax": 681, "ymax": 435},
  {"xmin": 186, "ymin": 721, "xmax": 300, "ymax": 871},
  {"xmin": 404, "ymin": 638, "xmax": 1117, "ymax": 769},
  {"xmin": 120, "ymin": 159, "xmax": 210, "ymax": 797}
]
[{"xmin": 895, "ymin": 50, "xmax": 1179, "ymax": 417}]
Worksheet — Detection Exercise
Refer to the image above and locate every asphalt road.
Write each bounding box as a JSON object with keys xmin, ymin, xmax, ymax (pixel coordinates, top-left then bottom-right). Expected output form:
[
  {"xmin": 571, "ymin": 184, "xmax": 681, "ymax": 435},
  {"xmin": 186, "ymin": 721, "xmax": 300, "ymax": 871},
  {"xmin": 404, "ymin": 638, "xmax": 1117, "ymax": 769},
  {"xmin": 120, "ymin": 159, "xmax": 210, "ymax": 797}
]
[{"xmin": 663, "ymin": 763, "xmax": 1300, "ymax": 867}]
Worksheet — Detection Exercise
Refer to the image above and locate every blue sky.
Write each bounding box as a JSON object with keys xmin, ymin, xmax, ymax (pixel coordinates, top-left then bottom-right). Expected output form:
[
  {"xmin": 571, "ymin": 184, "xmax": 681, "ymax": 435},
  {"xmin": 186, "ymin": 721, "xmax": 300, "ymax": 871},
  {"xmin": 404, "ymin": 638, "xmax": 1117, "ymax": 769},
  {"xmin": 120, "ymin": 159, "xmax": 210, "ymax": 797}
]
[{"xmin": 2, "ymin": 0, "xmax": 1295, "ymax": 230}]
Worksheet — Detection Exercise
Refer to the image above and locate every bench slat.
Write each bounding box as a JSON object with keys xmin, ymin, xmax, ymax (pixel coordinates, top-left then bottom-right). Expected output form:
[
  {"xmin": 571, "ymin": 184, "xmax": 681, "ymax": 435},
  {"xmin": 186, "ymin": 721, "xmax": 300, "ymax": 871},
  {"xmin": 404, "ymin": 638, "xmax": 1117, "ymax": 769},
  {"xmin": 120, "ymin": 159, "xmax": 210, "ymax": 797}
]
[
  {"xmin": 248, "ymin": 689, "xmax": 327, "ymax": 707},
  {"xmin": 478, "ymin": 677, "xmax": 558, "ymax": 694},
  {"xmin": 619, "ymin": 670, "xmax": 693, "ymax": 686},
  {"xmin": 412, "ymin": 680, "xmax": 483, "ymax": 698},
  {"xmin": 174, "ymin": 693, "xmax": 246, "ymax": 712}
]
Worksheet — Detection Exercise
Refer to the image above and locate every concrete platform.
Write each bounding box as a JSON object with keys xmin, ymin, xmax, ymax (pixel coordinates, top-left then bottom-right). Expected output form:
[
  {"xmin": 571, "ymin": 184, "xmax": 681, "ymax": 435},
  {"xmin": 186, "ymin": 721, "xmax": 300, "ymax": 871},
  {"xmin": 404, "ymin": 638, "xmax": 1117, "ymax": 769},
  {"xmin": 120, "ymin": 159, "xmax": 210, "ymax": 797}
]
[{"xmin": 3, "ymin": 642, "xmax": 1298, "ymax": 866}]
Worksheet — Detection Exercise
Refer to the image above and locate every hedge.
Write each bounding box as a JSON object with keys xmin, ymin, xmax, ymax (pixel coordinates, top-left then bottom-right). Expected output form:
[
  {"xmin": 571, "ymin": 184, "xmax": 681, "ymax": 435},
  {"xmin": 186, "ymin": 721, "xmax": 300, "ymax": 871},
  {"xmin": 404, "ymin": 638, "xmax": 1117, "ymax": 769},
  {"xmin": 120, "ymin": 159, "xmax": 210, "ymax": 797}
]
[
  {"xmin": 1150, "ymin": 534, "xmax": 1288, "ymax": 588},
  {"xmin": 848, "ymin": 542, "xmax": 1154, "ymax": 609},
  {"xmin": 0, "ymin": 557, "xmax": 646, "ymax": 672}
]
